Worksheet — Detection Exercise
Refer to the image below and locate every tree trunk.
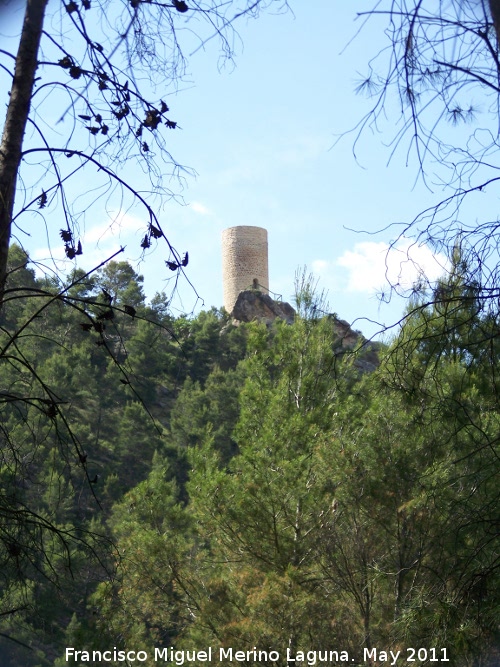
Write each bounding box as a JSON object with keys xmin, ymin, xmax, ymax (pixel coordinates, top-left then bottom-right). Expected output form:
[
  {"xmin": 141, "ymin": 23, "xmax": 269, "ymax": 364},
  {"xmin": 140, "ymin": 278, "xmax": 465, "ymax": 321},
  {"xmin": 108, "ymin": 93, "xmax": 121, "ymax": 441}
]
[
  {"xmin": 489, "ymin": 0, "xmax": 500, "ymax": 43},
  {"xmin": 0, "ymin": 0, "xmax": 48, "ymax": 308}
]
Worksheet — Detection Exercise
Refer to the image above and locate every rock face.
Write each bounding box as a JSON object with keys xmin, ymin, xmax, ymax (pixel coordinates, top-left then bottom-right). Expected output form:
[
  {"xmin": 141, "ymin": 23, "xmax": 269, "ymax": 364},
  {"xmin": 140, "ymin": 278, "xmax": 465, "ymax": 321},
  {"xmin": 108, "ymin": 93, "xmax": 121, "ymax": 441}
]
[
  {"xmin": 230, "ymin": 290, "xmax": 381, "ymax": 373},
  {"xmin": 329, "ymin": 316, "xmax": 360, "ymax": 348},
  {"xmin": 232, "ymin": 290, "xmax": 296, "ymax": 326},
  {"xmin": 329, "ymin": 316, "xmax": 381, "ymax": 373}
]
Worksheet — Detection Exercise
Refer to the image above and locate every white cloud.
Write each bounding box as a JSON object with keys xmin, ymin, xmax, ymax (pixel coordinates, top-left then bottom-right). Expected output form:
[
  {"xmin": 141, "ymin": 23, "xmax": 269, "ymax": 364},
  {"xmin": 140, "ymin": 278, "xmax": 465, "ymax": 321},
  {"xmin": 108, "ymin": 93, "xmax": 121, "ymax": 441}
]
[
  {"xmin": 30, "ymin": 245, "xmax": 68, "ymax": 269},
  {"xmin": 29, "ymin": 210, "xmax": 147, "ymax": 278},
  {"xmin": 30, "ymin": 242, "xmax": 127, "ymax": 278},
  {"xmin": 337, "ymin": 241, "xmax": 388, "ymax": 292},
  {"xmin": 190, "ymin": 201, "xmax": 210, "ymax": 215},
  {"xmin": 311, "ymin": 259, "xmax": 329, "ymax": 274},
  {"xmin": 276, "ymin": 135, "xmax": 326, "ymax": 166},
  {"xmin": 83, "ymin": 211, "xmax": 145, "ymax": 245},
  {"xmin": 336, "ymin": 240, "xmax": 448, "ymax": 294},
  {"xmin": 310, "ymin": 241, "xmax": 448, "ymax": 298}
]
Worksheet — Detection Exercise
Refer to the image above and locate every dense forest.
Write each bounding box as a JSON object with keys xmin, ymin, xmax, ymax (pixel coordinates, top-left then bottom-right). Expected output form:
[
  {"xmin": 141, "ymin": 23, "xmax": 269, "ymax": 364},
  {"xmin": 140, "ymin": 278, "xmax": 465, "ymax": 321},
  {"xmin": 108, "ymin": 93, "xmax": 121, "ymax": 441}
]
[{"xmin": 0, "ymin": 246, "xmax": 498, "ymax": 667}]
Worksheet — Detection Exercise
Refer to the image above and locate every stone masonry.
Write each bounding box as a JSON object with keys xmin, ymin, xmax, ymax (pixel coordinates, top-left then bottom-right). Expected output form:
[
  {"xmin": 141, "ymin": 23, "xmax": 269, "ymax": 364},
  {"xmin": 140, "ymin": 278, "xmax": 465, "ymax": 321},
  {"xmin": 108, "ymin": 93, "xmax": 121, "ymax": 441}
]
[{"xmin": 222, "ymin": 226, "xmax": 269, "ymax": 313}]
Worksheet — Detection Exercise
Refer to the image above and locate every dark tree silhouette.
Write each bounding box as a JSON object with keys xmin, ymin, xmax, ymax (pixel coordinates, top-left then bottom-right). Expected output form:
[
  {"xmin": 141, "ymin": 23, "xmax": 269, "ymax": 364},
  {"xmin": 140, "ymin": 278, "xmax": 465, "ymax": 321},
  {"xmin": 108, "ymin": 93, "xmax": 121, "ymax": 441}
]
[
  {"xmin": 0, "ymin": 0, "xmax": 289, "ymax": 650},
  {"xmin": 350, "ymin": 1, "xmax": 500, "ymax": 318},
  {"xmin": 348, "ymin": 7, "xmax": 500, "ymax": 648},
  {"xmin": 0, "ymin": 0, "xmax": 289, "ymax": 306}
]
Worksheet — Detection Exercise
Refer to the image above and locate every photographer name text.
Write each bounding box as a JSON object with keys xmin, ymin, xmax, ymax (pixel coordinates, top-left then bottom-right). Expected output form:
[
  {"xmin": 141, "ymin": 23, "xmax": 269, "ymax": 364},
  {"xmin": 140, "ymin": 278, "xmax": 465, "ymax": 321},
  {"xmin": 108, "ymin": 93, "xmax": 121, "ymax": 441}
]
[{"xmin": 65, "ymin": 646, "xmax": 450, "ymax": 664}]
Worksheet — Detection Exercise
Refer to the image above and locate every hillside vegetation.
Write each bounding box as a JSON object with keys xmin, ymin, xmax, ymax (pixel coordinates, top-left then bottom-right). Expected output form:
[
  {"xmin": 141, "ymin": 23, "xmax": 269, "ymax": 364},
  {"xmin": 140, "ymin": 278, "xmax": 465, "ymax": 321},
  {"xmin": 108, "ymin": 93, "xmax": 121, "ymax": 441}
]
[{"xmin": 0, "ymin": 247, "xmax": 498, "ymax": 666}]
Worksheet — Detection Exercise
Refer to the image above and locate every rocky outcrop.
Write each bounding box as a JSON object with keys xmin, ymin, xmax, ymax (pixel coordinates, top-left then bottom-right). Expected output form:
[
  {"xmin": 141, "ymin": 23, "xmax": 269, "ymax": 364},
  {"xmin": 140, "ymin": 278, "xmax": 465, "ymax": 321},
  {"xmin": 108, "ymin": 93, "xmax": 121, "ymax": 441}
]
[
  {"xmin": 328, "ymin": 316, "xmax": 381, "ymax": 373},
  {"xmin": 232, "ymin": 290, "xmax": 295, "ymax": 326},
  {"xmin": 329, "ymin": 316, "xmax": 360, "ymax": 348},
  {"xmin": 229, "ymin": 290, "xmax": 381, "ymax": 373}
]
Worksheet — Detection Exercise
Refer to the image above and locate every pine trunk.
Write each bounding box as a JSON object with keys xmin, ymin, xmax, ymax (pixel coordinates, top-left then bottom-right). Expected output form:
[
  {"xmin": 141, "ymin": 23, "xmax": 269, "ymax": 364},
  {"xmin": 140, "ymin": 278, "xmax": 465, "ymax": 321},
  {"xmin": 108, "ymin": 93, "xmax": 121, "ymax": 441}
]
[
  {"xmin": 0, "ymin": 0, "xmax": 48, "ymax": 307},
  {"xmin": 490, "ymin": 0, "xmax": 500, "ymax": 43}
]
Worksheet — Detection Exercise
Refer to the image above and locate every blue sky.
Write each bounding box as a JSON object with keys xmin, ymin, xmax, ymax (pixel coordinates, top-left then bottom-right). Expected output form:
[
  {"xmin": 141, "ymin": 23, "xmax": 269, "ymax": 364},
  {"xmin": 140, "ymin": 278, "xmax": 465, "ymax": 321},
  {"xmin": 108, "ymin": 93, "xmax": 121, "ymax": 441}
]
[{"xmin": 2, "ymin": 1, "xmax": 480, "ymax": 338}]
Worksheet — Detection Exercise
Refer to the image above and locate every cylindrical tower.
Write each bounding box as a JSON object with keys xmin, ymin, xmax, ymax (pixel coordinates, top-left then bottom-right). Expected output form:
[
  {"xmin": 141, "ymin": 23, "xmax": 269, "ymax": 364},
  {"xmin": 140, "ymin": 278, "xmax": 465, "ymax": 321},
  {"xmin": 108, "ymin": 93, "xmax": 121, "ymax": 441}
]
[{"xmin": 222, "ymin": 226, "xmax": 269, "ymax": 313}]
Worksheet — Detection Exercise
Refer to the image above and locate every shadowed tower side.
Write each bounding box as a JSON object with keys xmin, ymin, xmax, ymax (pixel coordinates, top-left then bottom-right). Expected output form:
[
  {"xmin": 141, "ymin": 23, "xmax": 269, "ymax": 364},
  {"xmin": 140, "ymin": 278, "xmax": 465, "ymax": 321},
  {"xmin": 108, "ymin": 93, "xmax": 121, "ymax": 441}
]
[{"xmin": 222, "ymin": 226, "xmax": 269, "ymax": 313}]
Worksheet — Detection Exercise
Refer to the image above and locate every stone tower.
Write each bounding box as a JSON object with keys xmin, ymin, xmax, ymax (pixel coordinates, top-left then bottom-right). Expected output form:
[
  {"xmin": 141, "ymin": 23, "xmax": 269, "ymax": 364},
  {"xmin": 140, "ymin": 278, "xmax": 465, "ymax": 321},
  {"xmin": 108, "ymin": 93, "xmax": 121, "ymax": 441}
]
[{"xmin": 222, "ymin": 225, "xmax": 269, "ymax": 313}]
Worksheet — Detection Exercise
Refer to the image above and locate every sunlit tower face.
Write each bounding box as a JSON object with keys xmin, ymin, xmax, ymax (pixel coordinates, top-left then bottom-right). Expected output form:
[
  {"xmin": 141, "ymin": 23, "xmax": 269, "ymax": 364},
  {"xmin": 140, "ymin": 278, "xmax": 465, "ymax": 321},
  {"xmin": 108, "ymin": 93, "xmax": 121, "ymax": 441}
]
[{"xmin": 221, "ymin": 226, "xmax": 269, "ymax": 314}]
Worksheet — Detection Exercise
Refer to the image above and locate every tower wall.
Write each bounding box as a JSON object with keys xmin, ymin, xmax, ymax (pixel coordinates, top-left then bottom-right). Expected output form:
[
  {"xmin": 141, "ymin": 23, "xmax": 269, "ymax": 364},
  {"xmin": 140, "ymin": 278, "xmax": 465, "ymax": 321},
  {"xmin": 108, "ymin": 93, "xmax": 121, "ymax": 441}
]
[{"xmin": 222, "ymin": 226, "xmax": 269, "ymax": 313}]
